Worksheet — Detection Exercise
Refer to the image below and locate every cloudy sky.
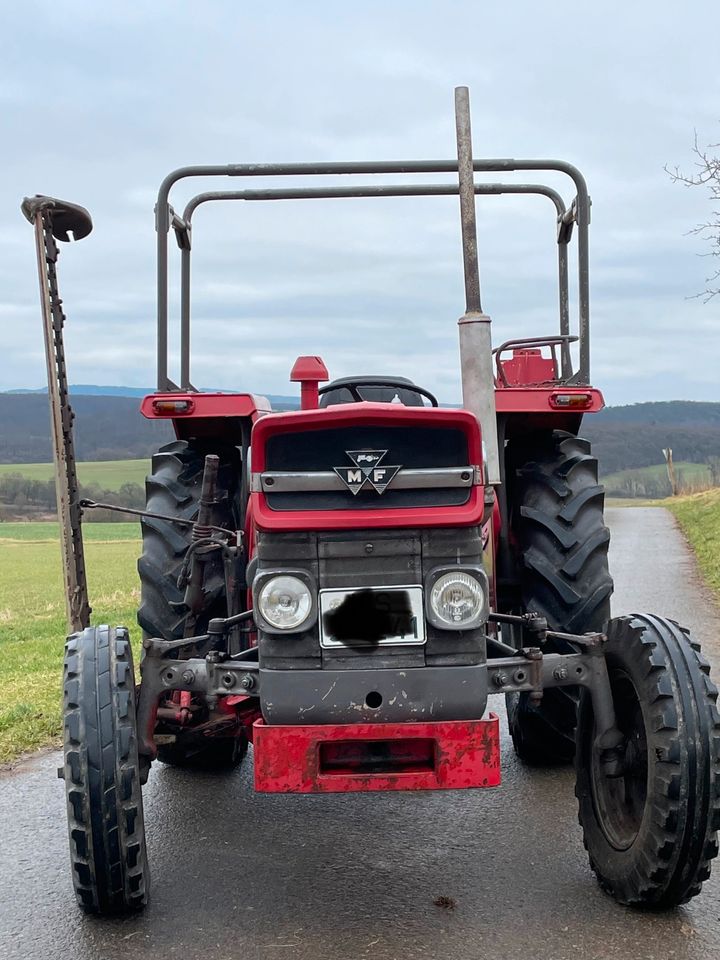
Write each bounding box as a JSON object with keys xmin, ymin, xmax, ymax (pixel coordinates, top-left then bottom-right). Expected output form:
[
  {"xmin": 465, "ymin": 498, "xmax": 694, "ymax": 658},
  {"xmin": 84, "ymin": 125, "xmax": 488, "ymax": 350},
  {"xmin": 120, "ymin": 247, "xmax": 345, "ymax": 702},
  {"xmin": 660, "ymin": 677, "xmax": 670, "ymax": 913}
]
[{"xmin": 1, "ymin": 1, "xmax": 719, "ymax": 406}]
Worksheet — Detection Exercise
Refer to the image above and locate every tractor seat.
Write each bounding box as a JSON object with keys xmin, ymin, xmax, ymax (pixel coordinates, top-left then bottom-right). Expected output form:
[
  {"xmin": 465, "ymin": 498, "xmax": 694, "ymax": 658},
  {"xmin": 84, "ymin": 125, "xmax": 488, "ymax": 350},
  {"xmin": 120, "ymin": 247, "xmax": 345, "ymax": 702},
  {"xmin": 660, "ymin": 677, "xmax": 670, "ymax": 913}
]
[{"xmin": 318, "ymin": 376, "xmax": 437, "ymax": 407}]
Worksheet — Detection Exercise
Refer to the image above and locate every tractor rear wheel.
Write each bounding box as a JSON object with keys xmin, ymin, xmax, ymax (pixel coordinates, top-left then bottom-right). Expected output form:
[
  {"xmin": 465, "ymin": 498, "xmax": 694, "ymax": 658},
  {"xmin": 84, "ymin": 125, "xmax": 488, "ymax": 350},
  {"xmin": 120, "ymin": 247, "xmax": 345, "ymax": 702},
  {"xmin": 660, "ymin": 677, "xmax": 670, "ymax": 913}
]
[
  {"xmin": 62, "ymin": 625, "xmax": 149, "ymax": 913},
  {"xmin": 576, "ymin": 615, "xmax": 720, "ymax": 907},
  {"xmin": 506, "ymin": 430, "xmax": 613, "ymax": 765},
  {"xmin": 137, "ymin": 439, "xmax": 232, "ymax": 641},
  {"xmin": 138, "ymin": 440, "xmax": 247, "ymax": 770}
]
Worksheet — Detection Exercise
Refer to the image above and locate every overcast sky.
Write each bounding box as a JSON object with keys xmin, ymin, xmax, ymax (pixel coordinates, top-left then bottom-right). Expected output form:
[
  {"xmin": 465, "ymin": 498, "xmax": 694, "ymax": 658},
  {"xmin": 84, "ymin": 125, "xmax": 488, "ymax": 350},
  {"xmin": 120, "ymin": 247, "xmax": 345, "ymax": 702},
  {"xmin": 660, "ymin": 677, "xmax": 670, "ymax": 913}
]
[{"xmin": 1, "ymin": 1, "xmax": 719, "ymax": 406}]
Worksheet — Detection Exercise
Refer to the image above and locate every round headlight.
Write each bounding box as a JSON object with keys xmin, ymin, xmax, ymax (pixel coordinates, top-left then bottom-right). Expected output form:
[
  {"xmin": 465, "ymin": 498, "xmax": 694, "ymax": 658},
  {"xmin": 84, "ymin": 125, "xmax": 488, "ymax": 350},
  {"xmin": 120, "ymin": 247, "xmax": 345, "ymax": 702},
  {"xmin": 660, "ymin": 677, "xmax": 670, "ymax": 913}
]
[
  {"xmin": 257, "ymin": 575, "xmax": 313, "ymax": 631},
  {"xmin": 429, "ymin": 571, "xmax": 485, "ymax": 628}
]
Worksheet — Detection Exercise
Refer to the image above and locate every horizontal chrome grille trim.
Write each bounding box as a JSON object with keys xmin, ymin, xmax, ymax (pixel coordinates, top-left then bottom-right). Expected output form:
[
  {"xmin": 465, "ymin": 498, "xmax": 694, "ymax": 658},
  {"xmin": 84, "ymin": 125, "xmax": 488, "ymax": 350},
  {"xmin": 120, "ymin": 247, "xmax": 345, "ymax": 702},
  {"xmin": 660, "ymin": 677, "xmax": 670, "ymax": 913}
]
[{"xmin": 251, "ymin": 466, "xmax": 480, "ymax": 494}]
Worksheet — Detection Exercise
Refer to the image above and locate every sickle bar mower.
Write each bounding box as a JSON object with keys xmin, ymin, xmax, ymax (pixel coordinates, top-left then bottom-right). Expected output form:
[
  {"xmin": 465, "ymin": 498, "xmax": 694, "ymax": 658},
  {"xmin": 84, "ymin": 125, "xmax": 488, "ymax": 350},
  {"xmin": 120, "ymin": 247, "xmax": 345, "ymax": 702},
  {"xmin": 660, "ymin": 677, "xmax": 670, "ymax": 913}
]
[{"xmin": 24, "ymin": 87, "xmax": 719, "ymax": 916}]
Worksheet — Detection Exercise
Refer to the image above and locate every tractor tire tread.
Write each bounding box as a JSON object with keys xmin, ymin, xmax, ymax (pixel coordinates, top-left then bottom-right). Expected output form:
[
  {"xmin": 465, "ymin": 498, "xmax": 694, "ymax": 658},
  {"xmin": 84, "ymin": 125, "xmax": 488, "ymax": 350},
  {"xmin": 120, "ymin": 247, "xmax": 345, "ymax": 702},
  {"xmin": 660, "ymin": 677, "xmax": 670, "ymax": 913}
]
[
  {"xmin": 63, "ymin": 625, "xmax": 149, "ymax": 914},
  {"xmin": 506, "ymin": 430, "xmax": 613, "ymax": 765},
  {"xmin": 139, "ymin": 441, "xmax": 247, "ymax": 771},
  {"xmin": 575, "ymin": 614, "xmax": 720, "ymax": 907},
  {"xmin": 137, "ymin": 441, "xmax": 230, "ymax": 641}
]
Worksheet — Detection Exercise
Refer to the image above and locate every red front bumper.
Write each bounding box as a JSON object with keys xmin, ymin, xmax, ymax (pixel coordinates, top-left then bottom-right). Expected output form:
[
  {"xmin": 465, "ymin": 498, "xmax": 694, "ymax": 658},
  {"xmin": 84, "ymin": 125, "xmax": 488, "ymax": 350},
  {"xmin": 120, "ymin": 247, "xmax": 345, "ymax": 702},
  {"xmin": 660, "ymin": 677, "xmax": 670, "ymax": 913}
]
[{"xmin": 253, "ymin": 715, "xmax": 501, "ymax": 794}]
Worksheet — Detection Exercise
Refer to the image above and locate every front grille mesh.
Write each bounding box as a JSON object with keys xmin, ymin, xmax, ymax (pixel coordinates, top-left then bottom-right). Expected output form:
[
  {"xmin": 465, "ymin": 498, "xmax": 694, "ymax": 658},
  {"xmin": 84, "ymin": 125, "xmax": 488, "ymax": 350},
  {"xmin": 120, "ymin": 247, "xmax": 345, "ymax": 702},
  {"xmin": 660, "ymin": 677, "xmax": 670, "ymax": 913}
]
[{"xmin": 264, "ymin": 424, "xmax": 470, "ymax": 511}]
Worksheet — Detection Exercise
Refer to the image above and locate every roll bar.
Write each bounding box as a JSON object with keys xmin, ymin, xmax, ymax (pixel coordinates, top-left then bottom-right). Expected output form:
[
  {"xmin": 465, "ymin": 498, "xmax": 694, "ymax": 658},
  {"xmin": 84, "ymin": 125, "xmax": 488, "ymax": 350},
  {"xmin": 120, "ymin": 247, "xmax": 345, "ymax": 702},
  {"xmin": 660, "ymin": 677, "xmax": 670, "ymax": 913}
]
[
  {"xmin": 171, "ymin": 182, "xmax": 571, "ymax": 390},
  {"xmin": 155, "ymin": 159, "xmax": 591, "ymax": 390}
]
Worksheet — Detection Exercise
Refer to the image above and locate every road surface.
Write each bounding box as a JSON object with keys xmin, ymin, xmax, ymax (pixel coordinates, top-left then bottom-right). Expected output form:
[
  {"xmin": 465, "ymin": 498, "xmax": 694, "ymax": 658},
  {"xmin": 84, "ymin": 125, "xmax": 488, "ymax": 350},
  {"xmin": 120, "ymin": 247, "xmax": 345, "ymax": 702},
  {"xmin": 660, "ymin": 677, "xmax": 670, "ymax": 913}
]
[{"xmin": 2, "ymin": 507, "xmax": 720, "ymax": 960}]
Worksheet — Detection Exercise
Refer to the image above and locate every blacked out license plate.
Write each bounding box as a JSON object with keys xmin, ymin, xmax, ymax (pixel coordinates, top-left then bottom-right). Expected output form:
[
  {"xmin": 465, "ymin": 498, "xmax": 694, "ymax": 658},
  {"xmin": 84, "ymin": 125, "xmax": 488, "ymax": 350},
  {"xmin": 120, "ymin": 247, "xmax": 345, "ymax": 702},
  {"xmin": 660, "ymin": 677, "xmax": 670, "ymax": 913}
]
[{"xmin": 319, "ymin": 585, "xmax": 425, "ymax": 648}]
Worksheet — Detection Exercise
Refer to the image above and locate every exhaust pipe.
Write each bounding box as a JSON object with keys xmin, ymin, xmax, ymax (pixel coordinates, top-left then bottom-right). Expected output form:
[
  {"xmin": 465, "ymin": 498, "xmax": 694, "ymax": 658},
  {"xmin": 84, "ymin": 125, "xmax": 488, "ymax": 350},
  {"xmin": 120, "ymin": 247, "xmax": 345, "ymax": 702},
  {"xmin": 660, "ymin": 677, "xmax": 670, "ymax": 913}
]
[{"xmin": 454, "ymin": 87, "xmax": 500, "ymax": 486}]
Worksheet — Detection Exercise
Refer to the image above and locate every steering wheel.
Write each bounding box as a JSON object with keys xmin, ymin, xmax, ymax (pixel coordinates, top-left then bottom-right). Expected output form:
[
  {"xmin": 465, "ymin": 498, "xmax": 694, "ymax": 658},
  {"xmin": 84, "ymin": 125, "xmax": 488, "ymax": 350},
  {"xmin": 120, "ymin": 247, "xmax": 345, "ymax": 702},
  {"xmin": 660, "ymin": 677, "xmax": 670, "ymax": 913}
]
[{"xmin": 318, "ymin": 377, "xmax": 439, "ymax": 407}]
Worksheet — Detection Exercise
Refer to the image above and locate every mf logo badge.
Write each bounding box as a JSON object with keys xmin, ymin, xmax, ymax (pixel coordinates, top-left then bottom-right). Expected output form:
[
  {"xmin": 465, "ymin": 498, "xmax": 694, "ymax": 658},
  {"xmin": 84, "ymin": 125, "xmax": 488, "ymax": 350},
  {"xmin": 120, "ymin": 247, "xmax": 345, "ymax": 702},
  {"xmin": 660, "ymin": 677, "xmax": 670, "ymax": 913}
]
[{"xmin": 334, "ymin": 449, "xmax": 401, "ymax": 495}]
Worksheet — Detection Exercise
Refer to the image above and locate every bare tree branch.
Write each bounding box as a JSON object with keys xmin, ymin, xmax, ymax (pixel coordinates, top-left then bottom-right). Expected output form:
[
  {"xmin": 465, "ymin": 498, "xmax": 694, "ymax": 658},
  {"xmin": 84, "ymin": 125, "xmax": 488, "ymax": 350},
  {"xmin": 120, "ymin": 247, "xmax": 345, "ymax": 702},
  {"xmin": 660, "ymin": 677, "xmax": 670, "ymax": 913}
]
[{"xmin": 666, "ymin": 131, "xmax": 720, "ymax": 300}]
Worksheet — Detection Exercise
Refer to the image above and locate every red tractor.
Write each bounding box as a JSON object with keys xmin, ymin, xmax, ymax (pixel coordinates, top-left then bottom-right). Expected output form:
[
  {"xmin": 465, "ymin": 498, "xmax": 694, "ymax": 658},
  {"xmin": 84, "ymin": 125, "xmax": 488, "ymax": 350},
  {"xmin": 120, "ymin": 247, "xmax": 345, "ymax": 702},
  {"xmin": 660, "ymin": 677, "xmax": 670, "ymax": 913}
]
[{"xmin": 25, "ymin": 88, "xmax": 719, "ymax": 915}]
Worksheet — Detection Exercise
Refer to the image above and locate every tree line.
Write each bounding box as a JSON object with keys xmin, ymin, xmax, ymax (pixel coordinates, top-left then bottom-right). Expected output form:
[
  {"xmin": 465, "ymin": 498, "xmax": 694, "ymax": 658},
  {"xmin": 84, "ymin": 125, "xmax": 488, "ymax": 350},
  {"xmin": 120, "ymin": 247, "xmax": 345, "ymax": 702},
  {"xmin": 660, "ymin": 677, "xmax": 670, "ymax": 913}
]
[{"xmin": 0, "ymin": 474, "xmax": 145, "ymax": 522}]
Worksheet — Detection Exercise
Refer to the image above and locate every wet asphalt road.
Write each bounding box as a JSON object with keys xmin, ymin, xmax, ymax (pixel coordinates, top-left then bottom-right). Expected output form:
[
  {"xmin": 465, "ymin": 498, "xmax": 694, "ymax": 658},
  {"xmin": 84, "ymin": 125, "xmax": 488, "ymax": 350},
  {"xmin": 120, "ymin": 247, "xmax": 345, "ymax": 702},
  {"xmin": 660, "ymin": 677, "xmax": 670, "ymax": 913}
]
[{"xmin": 2, "ymin": 507, "xmax": 720, "ymax": 960}]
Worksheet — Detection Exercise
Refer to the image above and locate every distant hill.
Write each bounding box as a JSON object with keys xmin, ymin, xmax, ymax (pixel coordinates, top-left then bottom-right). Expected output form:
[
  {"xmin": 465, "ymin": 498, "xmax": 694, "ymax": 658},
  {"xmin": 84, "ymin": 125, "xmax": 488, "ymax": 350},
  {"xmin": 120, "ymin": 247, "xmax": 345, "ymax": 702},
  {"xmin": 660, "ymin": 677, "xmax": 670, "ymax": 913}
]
[
  {"xmin": 5, "ymin": 384, "xmax": 151, "ymax": 398},
  {"xmin": 582, "ymin": 401, "xmax": 720, "ymax": 475},
  {"xmin": 0, "ymin": 395, "xmax": 173, "ymax": 463},
  {"xmin": 1, "ymin": 390, "xmax": 719, "ymax": 474},
  {"xmin": 4, "ymin": 384, "xmax": 299, "ymax": 405}
]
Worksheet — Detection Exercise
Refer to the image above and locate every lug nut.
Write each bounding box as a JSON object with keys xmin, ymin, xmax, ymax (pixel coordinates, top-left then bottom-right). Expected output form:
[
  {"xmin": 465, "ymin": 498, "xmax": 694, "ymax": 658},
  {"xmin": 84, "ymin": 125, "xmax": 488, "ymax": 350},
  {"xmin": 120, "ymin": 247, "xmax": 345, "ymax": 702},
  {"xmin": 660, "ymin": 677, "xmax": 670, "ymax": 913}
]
[
  {"xmin": 553, "ymin": 665, "xmax": 568, "ymax": 681},
  {"xmin": 240, "ymin": 675, "xmax": 255, "ymax": 691},
  {"xmin": 493, "ymin": 673, "xmax": 509, "ymax": 688},
  {"xmin": 181, "ymin": 669, "xmax": 195, "ymax": 685}
]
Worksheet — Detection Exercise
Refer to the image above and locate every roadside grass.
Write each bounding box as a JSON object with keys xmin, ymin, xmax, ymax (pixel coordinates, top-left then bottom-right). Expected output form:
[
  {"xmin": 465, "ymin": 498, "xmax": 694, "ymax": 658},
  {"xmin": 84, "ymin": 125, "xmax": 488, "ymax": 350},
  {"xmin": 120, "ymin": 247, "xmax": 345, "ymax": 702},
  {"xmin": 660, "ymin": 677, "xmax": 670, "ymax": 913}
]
[
  {"xmin": 666, "ymin": 488, "xmax": 720, "ymax": 601},
  {"xmin": 0, "ymin": 523, "xmax": 141, "ymax": 762},
  {"xmin": 0, "ymin": 459, "xmax": 148, "ymax": 489},
  {"xmin": 605, "ymin": 497, "xmax": 658, "ymax": 508}
]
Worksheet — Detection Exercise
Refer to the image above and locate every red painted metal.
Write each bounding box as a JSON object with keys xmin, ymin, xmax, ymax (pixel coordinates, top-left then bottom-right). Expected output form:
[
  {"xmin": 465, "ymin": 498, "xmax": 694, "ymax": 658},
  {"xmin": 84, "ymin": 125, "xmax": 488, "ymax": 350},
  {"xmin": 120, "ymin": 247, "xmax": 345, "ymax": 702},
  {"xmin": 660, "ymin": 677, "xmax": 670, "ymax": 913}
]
[
  {"xmin": 251, "ymin": 402, "xmax": 483, "ymax": 532},
  {"xmin": 494, "ymin": 386, "xmax": 604, "ymax": 413},
  {"xmin": 140, "ymin": 391, "xmax": 273, "ymax": 420},
  {"xmin": 219, "ymin": 695, "xmax": 262, "ymax": 742},
  {"xmin": 252, "ymin": 493, "xmax": 484, "ymax": 532},
  {"xmin": 253, "ymin": 714, "xmax": 501, "ymax": 793},
  {"xmin": 290, "ymin": 355, "xmax": 330, "ymax": 410},
  {"xmin": 497, "ymin": 348, "xmax": 557, "ymax": 387}
]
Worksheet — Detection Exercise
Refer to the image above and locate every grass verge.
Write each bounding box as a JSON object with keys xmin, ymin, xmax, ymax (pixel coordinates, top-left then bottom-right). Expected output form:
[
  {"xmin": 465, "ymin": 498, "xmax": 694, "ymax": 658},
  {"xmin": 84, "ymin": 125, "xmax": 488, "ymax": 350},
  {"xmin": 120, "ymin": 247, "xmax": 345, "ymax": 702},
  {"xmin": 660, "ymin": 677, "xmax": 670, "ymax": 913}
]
[
  {"xmin": 666, "ymin": 488, "xmax": 720, "ymax": 601},
  {"xmin": 0, "ymin": 523, "xmax": 140, "ymax": 763}
]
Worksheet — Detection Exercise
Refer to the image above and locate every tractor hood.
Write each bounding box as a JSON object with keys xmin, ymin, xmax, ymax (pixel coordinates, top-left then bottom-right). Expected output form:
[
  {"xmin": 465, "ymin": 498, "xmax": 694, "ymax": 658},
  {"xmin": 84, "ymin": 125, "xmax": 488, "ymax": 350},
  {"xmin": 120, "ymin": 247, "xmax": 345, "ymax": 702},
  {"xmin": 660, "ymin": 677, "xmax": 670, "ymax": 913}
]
[{"xmin": 250, "ymin": 402, "xmax": 483, "ymax": 532}]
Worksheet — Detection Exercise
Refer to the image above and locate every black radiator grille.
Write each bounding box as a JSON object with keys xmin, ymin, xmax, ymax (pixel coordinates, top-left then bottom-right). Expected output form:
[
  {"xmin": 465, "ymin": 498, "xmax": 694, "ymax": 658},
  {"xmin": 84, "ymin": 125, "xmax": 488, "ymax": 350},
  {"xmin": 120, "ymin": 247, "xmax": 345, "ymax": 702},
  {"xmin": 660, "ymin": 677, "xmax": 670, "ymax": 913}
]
[{"xmin": 263, "ymin": 424, "xmax": 470, "ymax": 511}]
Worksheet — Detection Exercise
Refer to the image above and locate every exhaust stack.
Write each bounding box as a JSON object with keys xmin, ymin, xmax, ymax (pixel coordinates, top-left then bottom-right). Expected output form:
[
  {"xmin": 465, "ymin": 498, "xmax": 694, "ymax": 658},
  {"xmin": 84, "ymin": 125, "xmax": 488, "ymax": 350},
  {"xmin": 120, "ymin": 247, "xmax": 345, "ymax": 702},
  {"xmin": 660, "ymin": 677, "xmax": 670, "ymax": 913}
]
[{"xmin": 454, "ymin": 87, "xmax": 500, "ymax": 486}]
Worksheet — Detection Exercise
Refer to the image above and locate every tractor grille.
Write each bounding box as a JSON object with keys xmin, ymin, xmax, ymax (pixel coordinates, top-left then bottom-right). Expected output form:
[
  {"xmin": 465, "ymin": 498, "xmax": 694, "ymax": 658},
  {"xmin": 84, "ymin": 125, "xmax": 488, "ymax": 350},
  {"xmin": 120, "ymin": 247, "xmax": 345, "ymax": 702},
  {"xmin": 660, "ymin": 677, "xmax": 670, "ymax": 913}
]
[
  {"xmin": 261, "ymin": 424, "xmax": 471, "ymax": 511},
  {"xmin": 255, "ymin": 525, "xmax": 486, "ymax": 671}
]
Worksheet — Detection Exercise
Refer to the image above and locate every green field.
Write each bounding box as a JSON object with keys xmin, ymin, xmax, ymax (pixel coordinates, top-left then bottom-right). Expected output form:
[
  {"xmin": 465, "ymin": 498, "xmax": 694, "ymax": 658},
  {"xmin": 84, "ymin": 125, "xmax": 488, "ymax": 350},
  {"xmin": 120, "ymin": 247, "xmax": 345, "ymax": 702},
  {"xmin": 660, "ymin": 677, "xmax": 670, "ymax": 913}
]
[
  {"xmin": 0, "ymin": 522, "xmax": 141, "ymax": 763},
  {"xmin": 603, "ymin": 461, "xmax": 712, "ymax": 498},
  {"xmin": 0, "ymin": 459, "xmax": 148, "ymax": 489},
  {"xmin": 667, "ymin": 488, "xmax": 720, "ymax": 601}
]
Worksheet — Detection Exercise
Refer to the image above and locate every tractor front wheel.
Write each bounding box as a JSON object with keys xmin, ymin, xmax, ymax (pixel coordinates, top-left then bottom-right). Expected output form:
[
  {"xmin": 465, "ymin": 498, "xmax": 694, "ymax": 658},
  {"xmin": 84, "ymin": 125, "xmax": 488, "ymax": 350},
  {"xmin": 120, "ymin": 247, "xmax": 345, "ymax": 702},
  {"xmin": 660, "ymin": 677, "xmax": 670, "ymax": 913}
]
[
  {"xmin": 62, "ymin": 625, "xmax": 150, "ymax": 913},
  {"xmin": 576, "ymin": 615, "xmax": 720, "ymax": 907}
]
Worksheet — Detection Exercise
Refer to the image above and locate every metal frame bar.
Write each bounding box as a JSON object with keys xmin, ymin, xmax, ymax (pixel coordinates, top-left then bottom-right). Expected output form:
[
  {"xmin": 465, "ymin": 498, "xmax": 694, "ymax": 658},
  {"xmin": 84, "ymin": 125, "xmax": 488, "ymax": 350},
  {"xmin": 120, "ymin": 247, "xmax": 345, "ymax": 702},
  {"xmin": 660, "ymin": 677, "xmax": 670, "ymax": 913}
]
[
  {"xmin": 174, "ymin": 182, "xmax": 571, "ymax": 391},
  {"xmin": 455, "ymin": 88, "xmax": 483, "ymax": 315},
  {"xmin": 24, "ymin": 200, "xmax": 92, "ymax": 632},
  {"xmin": 155, "ymin": 158, "xmax": 590, "ymax": 391},
  {"xmin": 136, "ymin": 642, "xmax": 614, "ymax": 764}
]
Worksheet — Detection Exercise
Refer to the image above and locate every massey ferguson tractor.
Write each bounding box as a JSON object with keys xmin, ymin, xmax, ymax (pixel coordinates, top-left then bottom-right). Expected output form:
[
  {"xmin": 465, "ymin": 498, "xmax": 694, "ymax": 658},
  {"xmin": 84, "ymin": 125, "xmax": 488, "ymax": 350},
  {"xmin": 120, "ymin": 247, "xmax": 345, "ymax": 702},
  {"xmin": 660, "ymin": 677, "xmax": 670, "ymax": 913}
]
[{"xmin": 24, "ymin": 88, "xmax": 719, "ymax": 916}]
